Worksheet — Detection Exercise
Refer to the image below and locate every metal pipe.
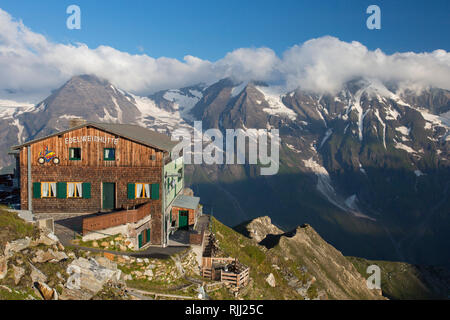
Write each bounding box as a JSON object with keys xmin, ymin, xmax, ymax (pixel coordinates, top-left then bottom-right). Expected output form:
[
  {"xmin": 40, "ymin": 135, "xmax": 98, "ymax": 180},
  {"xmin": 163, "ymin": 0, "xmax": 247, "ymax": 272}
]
[
  {"xmin": 162, "ymin": 158, "xmax": 166, "ymax": 247},
  {"xmin": 27, "ymin": 145, "xmax": 32, "ymax": 212}
]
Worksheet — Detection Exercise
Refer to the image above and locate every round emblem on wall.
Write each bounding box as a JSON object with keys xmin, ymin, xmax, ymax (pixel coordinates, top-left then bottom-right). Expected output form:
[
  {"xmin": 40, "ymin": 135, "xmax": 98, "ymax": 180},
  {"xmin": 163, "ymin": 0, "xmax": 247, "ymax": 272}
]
[
  {"xmin": 52, "ymin": 157, "xmax": 60, "ymax": 164},
  {"xmin": 38, "ymin": 157, "xmax": 45, "ymax": 165}
]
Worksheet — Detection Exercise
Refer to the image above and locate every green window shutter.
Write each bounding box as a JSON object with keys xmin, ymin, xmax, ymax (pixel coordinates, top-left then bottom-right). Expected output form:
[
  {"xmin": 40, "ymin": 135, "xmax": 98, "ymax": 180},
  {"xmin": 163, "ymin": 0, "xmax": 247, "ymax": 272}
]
[
  {"xmin": 146, "ymin": 229, "xmax": 151, "ymax": 244},
  {"xmin": 82, "ymin": 183, "xmax": 91, "ymax": 199},
  {"xmin": 127, "ymin": 183, "xmax": 135, "ymax": 199},
  {"xmin": 138, "ymin": 233, "xmax": 142, "ymax": 248},
  {"xmin": 57, "ymin": 182, "xmax": 67, "ymax": 199},
  {"xmin": 32, "ymin": 182, "xmax": 41, "ymax": 199},
  {"xmin": 151, "ymin": 183, "xmax": 160, "ymax": 200}
]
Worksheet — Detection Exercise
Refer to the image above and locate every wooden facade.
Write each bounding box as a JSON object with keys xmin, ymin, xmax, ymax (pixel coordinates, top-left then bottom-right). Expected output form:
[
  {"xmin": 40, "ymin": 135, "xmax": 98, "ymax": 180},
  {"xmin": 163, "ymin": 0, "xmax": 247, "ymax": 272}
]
[
  {"xmin": 13, "ymin": 123, "xmax": 176, "ymax": 246},
  {"xmin": 18, "ymin": 126, "xmax": 164, "ymax": 169}
]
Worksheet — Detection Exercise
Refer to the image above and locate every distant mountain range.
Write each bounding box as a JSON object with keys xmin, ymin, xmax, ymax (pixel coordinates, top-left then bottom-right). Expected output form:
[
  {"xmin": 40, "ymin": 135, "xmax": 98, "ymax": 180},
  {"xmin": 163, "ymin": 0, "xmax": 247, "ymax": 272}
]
[{"xmin": 1, "ymin": 74, "xmax": 449, "ymax": 267}]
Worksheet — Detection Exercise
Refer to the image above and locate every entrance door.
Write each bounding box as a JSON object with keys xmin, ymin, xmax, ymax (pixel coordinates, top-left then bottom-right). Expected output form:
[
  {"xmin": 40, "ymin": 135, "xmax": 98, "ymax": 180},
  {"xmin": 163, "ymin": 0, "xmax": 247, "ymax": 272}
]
[
  {"xmin": 102, "ymin": 182, "xmax": 115, "ymax": 210},
  {"xmin": 179, "ymin": 211, "xmax": 189, "ymax": 229}
]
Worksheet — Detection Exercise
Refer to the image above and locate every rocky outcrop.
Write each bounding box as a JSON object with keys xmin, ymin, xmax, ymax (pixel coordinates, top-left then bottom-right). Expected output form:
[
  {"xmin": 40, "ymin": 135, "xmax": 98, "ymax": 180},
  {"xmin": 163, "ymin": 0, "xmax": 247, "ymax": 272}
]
[
  {"xmin": 265, "ymin": 273, "xmax": 276, "ymax": 287},
  {"xmin": 31, "ymin": 231, "xmax": 59, "ymax": 247},
  {"xmin": 0, "ymin": 211, "xmax": 130, "ymax": 300},
  {"xmin": 32, "ymin": 249, "xmax": 68, "ymax": 263},
  {"xmin": 35, "ymin": 281, "xmax": 57, "ymax": 300},
  {"xmin": 235, "ymin": 216, "xmax": 386, "ymax": 300},
  {"xmin": 12, "ymin": 265, "xmax": 25, "ymax": 285},
  {"xmin": 0, "ymin": 255, "xmax": 7, "ymax": 280},
  {"xmin": 275, "ymin": 224, "xmax": 385, "ymax": 300},
  {"xmin": 29, "ymin": 262, "xmax": 48, "ymax": 283},
  {"xmin": 182, "ymin": 188, "xmax": 194, "ymax": 197},
  {"xmin": 235, "ymin": 216, "xmax": 284, "ymax": 243},
  {"xmin": 61, "ymin": 257, "xmax": 122, "ymax": 300},
  {"xmin": 4, "ymin": 237, "xmax": 31, "ymax": 258}
]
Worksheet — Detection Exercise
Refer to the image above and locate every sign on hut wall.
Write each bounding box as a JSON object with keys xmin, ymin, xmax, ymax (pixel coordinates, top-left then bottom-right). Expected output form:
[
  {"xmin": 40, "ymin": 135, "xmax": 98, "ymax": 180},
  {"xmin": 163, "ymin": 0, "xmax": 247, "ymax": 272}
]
[
  {"xmin": 38, "ymin": 146, "xmax": 60, "ymax": 164},
  {"xmin": 65, "ymin": 136, "xmax": 119, "ymax": 144}
]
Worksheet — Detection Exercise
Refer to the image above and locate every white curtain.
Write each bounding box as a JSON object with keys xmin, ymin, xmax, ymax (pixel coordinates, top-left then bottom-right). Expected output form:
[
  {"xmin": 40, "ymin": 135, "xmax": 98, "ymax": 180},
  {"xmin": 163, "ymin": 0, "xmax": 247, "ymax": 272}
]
[
  {"xmin": 136, "ymin": 183, "xmax": 143, "ymax": 198},
  {"xmin": 70, "ymin": 148, "xmax": 74, "ymax": 159},
  {"xmin": 68, "ymin": 183, "xmax": 75, "ymax": 197},
  {"xmin": 144, "ymin": 184, "xmax": 150, "ymax": 198},
  {"xmin": 42, "ymin": 182, "xmax": 49, "ymax": 197},
  {"xmin": 76, "ymin": 183, "xmax": 82, "ymax": 197},
  {"xmin": 105, "ymin": 149, "xmax": 110, "ymax": 159},
  {"xmin": 50, "ymin": 182, "xmax": 56, "ymax": 197}
]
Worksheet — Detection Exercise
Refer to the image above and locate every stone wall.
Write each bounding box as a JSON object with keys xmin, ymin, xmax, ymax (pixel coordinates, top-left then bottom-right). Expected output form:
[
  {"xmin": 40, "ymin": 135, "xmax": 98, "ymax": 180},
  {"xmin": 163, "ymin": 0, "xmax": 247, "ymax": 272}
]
[{"xmin": 82, "ymin": 215, "xmax": 152, "ymax": 249}]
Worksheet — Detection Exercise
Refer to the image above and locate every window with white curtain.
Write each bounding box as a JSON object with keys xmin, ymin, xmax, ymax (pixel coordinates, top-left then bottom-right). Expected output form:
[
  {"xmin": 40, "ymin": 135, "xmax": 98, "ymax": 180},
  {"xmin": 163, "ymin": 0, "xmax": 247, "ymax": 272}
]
[
  {"xmin": 69, "ymin": 148, "xmax": 81, "ymax": 160},
  {"xmin": 144, "ymin": 184, "xmax": 150, "ymax": 198},
  {"xmin": 41, "ymin": 182, "xmax": 56, "ymax": 197},
  {"xmin": 68, "ymin": 182, "xmax": 82, "ymax": 198},
  {"xmin": 104, "ymin": 148, "xmax": 115, "ymax": 161},
  {"xmin": 136, "ymin": 183, "xmax": 150, "ymax": 198}
]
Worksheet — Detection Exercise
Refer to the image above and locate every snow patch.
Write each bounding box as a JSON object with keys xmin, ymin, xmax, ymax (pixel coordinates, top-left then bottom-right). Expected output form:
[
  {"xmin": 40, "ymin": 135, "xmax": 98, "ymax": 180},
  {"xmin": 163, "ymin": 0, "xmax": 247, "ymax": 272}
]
[
  {"xmin": 344, "ymin": 195, "xmax": 359, "ymax": 211},
  {"xmin": 189, "ymin": 89, "xmax": 203, "ymax": 99},
  {"xmin": 385, "ymin": 106, "xmax": 400, "ymax": 120},
  {"xmin": 12, "ymin": 119, "xmax": 25, "ymax": 143},
  {"xmin": 231, "ymin": 82, "xmax": 248, "ymax": 97},
  {"xmin": 256, "ymin": 86, "xmax": 297, "ymax": 120},
  {"xmin": 373, "ymin": 109, "xmax": 386, "ymax": 149},
  {"xmin": 0, "ymin": 100, "xmax": 34, "ymax": 108},
  {"xmin": 286, "ymin": 143, "xmax": 301, "ymax": 153},
  {"xmin": 396, "ymin": 126, "xmax": 411, "ymax": 135},
  {"xmin": 99, "ymin": 107, "xmax": 117, "ymax": 122},
  {"xmin": 163, "ymin": 89, "xmax": 201, "ymax": 119},
  {"xmin": 111, "ymin": 96, "xmax": 123, "ymax": 122},
  {"xmin": 414, "ymin": 170, "xmax": 424, "ymax": 177},
  {"xmin": 394, "ymin": 142, "xmax": 417, "ymax": 154},
  {"xmin": 319, "ymin": 129, "xmax": 333, "ymax": 148},
  {"xmin": 302, "ymin": 157, "xmax": 375, "ymax": 220},
  {"xmin": 350, "ymin": 89, "xmax": 367, "ymax": 141},
  {"xmin": 59, "ymin": 114, "xmax": 82, "ymax": 120}
]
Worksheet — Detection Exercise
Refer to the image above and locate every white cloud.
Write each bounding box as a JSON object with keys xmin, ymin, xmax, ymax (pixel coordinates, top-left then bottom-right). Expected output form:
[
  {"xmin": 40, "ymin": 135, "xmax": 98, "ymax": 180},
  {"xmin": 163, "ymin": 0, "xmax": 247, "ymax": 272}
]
[
  {"xmin": 214, "ymin": 47, "xmax": 279, "ymax": 83},
  {"xmin": 281, "ymin": 36, "xmax": 450, "ymax": 93},
  {"xmin": 0, "ymin": 8, "xmax": 449, "ymax": 103}
]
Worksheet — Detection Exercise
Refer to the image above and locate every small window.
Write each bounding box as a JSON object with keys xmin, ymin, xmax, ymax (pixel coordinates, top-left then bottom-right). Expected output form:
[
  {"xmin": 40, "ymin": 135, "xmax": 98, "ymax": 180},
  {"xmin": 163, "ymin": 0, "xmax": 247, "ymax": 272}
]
[
  {"xmin": 69, "ymin": 148, "xmax": 81, "ymax": 160},
  {"xmin": 135, "ymin": 183, "xmax": 150, "ymax": 199},
  {"xmin": 67, "ymin": 182, "xmax": 82, "ymax": 198},
  {"xmin": 41, "ymin": 182, "xmax": 56, "ymax": 198},
  {"xmin": 104, "ymin": 148, "xmax": 115, "ymax": 161}
]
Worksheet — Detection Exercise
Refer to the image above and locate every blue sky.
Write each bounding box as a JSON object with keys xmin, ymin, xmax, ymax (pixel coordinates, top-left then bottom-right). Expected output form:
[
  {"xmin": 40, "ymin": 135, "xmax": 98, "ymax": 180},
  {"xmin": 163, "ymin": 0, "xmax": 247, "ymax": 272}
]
[
  {"xmin": 1, "ymin": 0, "xmax": 449, "ymax": 101},
  {"xmin": 1, "ymin": 0, "xmax": 449, "ymax": 61}
]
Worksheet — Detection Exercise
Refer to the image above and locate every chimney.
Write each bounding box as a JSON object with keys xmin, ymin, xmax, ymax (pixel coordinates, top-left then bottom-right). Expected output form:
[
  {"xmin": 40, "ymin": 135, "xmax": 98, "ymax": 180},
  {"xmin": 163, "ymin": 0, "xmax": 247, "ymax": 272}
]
[{"xmin": 69, "ymin": 118, "xmax": 87, "ymax": 128}]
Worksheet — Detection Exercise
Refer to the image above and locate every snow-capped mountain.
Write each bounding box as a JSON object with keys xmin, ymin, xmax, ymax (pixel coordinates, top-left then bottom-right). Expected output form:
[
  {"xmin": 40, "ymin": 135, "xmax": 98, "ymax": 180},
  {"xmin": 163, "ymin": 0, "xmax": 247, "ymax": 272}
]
[{"xmin": 1, "ymin": 74, "xmax": 449, "ymax": 267}]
